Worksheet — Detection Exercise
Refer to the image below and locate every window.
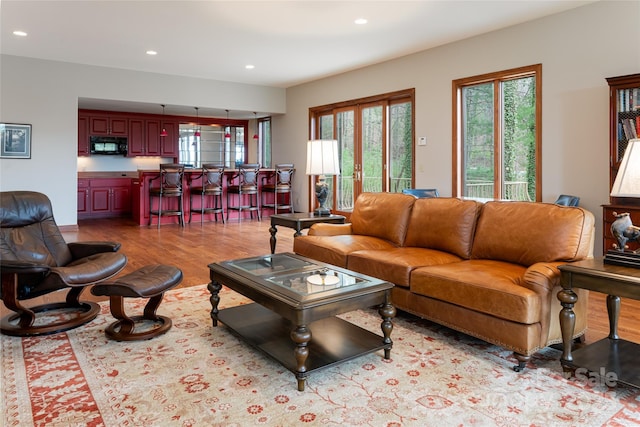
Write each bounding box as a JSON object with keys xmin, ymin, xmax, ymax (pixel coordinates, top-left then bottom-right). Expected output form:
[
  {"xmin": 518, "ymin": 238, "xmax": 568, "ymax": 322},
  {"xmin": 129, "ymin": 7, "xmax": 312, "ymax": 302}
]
[
  {"xmin": 309, "ymin": 89, "xmax": 415, "ymax": 214},
  {"xmin": 453, "ymin": 64, "xmax": 541, "ymax": 201},
  {"xmin": 258, "ymin": 117, "xmax": 272, "ymax": 168}
]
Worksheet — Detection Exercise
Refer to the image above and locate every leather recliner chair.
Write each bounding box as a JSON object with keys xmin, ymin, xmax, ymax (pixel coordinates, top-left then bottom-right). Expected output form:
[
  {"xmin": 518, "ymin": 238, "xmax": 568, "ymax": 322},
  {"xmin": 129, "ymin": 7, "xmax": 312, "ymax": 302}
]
[{"xmin": 0, "ymin": 191, "xmax": 127, "ymax": 336}]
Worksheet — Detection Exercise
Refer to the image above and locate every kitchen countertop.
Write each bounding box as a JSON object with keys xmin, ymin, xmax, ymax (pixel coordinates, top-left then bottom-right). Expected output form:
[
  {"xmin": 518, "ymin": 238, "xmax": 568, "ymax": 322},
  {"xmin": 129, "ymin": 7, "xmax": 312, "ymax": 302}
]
[
  {"xmin": 78, "ymin": 171, "xmax": 139, "ymax": 179},
  {"xmin": 79, "ymin": 168, "xmax": 280, "ymax": 179}
]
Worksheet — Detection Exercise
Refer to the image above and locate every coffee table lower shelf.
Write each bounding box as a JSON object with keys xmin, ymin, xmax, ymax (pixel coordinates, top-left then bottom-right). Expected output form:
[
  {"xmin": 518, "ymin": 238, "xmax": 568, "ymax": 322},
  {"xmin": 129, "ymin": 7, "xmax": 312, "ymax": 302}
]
[
  {"xmin": 565, "ymin": 338, "xmax": 640, "ymax": 388},
  {"xmin": 217, "ymin": 303, "xmax": 389, "ymax": 388}
]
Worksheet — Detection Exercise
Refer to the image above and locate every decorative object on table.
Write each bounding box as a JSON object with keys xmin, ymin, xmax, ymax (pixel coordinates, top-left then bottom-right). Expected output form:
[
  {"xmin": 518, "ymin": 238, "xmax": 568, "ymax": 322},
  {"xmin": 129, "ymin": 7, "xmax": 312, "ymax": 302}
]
[
  {"xmin": 306, "ymin": 270, "xmax": 340, "ymax": 286},
  {"xmin": 610, "ymin": 212, "xmax": 640, "ymax": 251},
  {"xmin": 306, "ymin": 139, "xmax": 341, "ymax": 216},
  {"xmin": 0, "ymin": 123, "xmax": 31, "ymax": 159},
  {"xmin": 604, "ymin": 138, "xmax": 640, "ymax": 267}
]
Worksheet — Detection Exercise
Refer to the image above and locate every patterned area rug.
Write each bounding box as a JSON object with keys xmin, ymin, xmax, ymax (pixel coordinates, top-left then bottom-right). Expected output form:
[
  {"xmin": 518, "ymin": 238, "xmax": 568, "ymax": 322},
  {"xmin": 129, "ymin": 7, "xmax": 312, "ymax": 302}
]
[{"xmin": 2, "ymin": 284, "xmax": 640, "ymax": 427}]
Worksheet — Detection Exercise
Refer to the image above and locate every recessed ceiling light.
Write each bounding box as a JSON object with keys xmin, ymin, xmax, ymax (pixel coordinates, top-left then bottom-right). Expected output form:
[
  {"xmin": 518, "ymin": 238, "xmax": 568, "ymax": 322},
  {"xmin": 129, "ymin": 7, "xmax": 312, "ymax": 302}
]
[
  {"xmin": 245, "ymin": 64, "xmax": 255, "ymax": 70},
  {"xmin": 354, "ymin": 18, "xmax": 367, "ymax": 25},
  {"xmin": 146, "ymin": 50, "xmax": 158, "ymax": 56},
  {"xmin": 13, "ymin": 30, "xmax": 27, "ymax": 37}
]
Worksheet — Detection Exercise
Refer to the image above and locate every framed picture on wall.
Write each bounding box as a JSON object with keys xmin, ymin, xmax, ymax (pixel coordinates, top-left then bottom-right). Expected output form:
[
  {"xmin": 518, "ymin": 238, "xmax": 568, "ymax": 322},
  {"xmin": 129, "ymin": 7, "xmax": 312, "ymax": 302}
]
[{"xmin": 1, "ymin": 123, "xmax": 32, "ymax": 159}]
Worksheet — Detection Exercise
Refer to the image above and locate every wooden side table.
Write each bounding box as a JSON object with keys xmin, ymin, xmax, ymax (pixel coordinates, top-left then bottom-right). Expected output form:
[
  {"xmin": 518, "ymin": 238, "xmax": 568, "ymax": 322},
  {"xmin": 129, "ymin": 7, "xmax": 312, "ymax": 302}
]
[
  {"xmin": 558, "ymin": 257, "xmax": 640, "ymax": 388},
  {"xmin": 269, "ymin": 212, "xmax": 346, "ymax": 254}
]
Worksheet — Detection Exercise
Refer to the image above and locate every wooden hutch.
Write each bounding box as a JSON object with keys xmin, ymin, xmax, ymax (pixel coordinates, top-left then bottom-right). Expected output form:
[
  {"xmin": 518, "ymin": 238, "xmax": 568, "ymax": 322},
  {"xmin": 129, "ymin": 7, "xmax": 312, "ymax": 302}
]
[{"xmin": 602, "ymin": 73, "xmax": 640, "ymax": 253}]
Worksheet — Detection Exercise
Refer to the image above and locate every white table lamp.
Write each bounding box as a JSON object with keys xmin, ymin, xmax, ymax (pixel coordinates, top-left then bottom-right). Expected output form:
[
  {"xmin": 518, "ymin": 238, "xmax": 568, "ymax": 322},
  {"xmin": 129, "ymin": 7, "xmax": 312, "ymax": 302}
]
[
  {"xmin": 306, "ymin": 140, "xmax": 340, "ymax": 216},
  {"xmin": 606, "ymin": 138, "xmax": 640, "ymax": 266},
  {"xmin": 611, "ymin": 138, "xmax": 640, "ymax": 198}
]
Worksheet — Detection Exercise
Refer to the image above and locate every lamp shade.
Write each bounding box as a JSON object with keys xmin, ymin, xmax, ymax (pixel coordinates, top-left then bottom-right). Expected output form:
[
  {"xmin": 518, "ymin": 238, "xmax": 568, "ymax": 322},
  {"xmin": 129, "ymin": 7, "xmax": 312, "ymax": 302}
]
[
  {"xmin": 306, "ymin": 140, "xmax": 340, "ymax": 176},
  {"xmin": 611, "ymin": 138, "xmax": 640, "ymax": 197}
]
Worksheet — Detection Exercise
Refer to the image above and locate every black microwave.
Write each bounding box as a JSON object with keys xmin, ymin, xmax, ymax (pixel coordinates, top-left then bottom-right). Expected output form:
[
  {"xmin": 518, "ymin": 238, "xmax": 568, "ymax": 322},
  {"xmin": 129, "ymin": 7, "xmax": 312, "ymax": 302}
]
[{"xmin": 90, "ymin": 136, "xmax": 128, "ymax": 155}]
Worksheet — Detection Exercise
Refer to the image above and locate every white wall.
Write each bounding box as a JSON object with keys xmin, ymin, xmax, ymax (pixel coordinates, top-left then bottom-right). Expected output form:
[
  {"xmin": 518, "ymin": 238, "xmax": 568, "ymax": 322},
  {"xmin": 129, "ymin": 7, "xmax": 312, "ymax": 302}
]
[
  {"xmin": 1, "ymin": 1, "xmax": 639, "ymax": 256},
  {"xmin": 275, "ymin": 0, "xmax": 640, "ymax": 256},
  {"xmin": 0, "ymin": 57, "xmax": 286, "ymax": 224}
]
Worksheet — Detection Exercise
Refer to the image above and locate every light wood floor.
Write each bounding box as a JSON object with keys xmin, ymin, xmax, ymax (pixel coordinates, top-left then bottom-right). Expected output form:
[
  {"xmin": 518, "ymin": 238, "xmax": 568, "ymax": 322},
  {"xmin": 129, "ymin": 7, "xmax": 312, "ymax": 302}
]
[{"xmin": 5, "ymin": 216, "xmax": 640, "ymax": 344}]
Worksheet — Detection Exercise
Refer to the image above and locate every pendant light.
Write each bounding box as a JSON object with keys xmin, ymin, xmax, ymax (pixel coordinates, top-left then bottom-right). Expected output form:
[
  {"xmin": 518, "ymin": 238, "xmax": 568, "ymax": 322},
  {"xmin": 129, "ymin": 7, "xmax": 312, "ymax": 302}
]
[
  {"xmin": 224, "ymin": 109, "xmax": 231, "ymax": 139},
  {"xmin": 160, "ymin": 104, "xmax": 168, "ymax": 137},
  {"xmin": 253, "ymin": 112, "xmax": 259, "ymax": 140},
  {"xmin": 194, "ymin": 107, "xmax": 201, "ymax": 137}
]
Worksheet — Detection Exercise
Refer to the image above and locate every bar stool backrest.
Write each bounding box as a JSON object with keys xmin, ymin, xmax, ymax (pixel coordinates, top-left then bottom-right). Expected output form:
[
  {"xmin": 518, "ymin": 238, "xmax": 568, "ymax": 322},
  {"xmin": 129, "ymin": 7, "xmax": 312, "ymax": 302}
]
[
  {"xmin": 274, "ymin": 163, "xmax": 295, "ymax": 187},
  {"xmin": 237, "ymin": 163, "xmax": 261, "ymax": 188},
  {"xmin": 158, "ymin": 163, "xmax": 185, "ymax": 194},
  {"xmin": 201, "ymin": 163, "xmax": 225, "ymax": 190}
]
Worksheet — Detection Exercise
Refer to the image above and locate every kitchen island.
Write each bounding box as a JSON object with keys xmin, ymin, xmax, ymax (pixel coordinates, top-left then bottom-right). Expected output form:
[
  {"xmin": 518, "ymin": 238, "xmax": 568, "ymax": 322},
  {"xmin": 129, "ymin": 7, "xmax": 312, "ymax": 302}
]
[{"xmin": 132, "ymin": 168, "xmax": 279, "ymax": 226}]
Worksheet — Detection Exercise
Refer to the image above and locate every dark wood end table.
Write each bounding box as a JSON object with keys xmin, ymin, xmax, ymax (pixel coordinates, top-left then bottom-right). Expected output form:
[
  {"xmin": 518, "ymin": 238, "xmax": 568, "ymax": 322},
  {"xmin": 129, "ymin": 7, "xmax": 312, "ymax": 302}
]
[
  {"xmin": 558, "ymin": 257, "xmax": 640, "ymax": 388},
  {"xmin": 269, "ymin": 212, "xmax": 346, "ymax": 253}
]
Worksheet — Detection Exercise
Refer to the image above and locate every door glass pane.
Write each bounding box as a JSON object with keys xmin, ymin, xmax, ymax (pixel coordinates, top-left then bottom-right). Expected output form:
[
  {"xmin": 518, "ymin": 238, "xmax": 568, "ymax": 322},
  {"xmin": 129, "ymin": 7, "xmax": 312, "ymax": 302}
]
[
  {"xmin": 260, "ymin": 119, "xmax": 271, "ymax": 168},
  {"xmin": 336, "ymin": 110, "xmax": 355, "ymax": 211},
  {"xmin": 362, "ymin": 105, "xmax": 383, "ymax": 193},
  {"xmin": 318, "ymin": 114, "xmax": 335, "ymax": 209},
  {"xmin": 501, "ymin": 77, "xmax": 536, "ymax": 201},
  {"xmin": 319, "ymin": 114, "xmax": 334, "ymax": 139},
  {"xmin": 233, "ymin": 127, "xmax": 245, "ymax": 167},
  {"xmin": 389, "ymin": 102, "xmax": 412, "ymax": 192},
  {"xmin": 462, "ymin": 83, "xmax": 494, "ymax": 199}
]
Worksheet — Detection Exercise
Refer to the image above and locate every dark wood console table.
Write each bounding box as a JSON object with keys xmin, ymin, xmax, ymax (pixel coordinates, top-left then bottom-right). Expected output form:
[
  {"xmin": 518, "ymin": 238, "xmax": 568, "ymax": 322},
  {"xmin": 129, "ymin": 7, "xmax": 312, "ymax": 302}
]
[
  {"xmin": 269, "ymin": 213, "xmax": 346, "ymax": 254},
  {"xmin": 558, "ymin": 257, "xmax": 640, "ymax": 388}
]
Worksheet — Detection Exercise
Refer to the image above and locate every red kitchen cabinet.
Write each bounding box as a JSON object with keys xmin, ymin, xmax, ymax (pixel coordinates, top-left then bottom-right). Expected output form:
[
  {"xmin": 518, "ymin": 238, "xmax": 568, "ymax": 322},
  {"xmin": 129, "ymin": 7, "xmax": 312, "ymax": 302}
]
[
  {"xmin": 77, "ymin": 178, "xmax": 90, "ymax": 215},
  {"xmin": 90, "ymin": 116, "xmax": 128, "ymax": 136},
  {"xmin": 128, "ymin": 118, "xmax": 145, "ymax": 156},
  {"xmin": 78, "ymin": 115, "xmax": 90, "ymax": 156},
  {"xmin": 78, "ymin": 178, "xmax": 132, "ymax": 219}
]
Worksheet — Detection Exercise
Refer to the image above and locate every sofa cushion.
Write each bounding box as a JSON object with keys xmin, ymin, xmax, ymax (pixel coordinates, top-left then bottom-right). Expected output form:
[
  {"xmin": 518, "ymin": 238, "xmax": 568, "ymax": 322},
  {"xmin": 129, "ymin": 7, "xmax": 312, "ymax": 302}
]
[
  {"xmin": 410, "ymin": 260, "xmax": 540, "ymax": 324},
  {"xmin": 350, "ymin": 192, "xmax": 416, "ymax": 246},
  {"xmin": 347, "ymin": 247, "xmax": 463, "ymax": 287},
  {"xmin": 293, "ymin": 234, "xmax": 398, "ymax": 268},
  {"xmin": 403, "ymin": 198, "xmax": 481, "ymax": 258},
  {"xmin": 471, "ymin": 201, "xmax": 594, "ymax": 266}
]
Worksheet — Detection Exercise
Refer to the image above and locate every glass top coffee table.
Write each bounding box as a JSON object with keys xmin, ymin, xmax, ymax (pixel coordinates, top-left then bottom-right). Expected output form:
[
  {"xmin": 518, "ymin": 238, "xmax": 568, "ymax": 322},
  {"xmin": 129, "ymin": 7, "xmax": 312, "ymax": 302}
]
[{"xmin": 208, "ymin": 252, "xmax": 395, "ymax": 391}]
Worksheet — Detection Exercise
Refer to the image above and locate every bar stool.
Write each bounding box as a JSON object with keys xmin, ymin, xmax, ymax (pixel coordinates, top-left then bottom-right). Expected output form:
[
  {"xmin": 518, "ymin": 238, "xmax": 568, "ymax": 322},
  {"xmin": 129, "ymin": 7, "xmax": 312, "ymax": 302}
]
[
  {"xmin": 261, "ymin": 163, "xmax": 294, "ymax": 216},
  {"xmin": 226, "ymin": 163, "xmax": 261, "ymax": 221},
  {"xmin": 149, "ymin": 163, "xmax": 185, "ymax": 228},
  {"xmin": 189, "ymin": 163, "xmax": 225, "ymax": 224}
]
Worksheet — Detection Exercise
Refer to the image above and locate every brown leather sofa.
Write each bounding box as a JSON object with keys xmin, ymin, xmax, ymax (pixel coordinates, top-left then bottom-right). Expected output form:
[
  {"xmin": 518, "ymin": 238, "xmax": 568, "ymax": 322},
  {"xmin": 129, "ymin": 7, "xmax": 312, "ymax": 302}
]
[{"xmin": 294, "ymin": 192, "xmax": 595, "ymax": 370}]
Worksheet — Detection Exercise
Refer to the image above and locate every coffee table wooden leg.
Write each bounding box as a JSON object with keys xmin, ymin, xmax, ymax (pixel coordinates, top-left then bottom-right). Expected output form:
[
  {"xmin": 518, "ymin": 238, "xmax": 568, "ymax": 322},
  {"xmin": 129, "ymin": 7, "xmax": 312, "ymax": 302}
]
[
  {"xmin": 208, "ymin": 280, "xmax": 223, "ymax": 327},
  {"xmin": 269, "ymin": 225, "xmax": 277, "ymax": 254},
  {"xmin": 291, "ymin": 325, "xmax": 312, "ymax": 391},
  {"xmin": 378, "ymin": 301, "xmax": 396, "ymax": 359}
]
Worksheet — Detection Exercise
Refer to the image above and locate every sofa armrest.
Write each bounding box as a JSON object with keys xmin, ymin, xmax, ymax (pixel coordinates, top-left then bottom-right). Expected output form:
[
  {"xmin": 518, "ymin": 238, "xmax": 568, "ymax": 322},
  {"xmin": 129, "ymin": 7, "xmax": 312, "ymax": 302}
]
[
  {"xmin": 522, "ymin": 262, "xmax": 565, "ymax": 295},
  {"xmin": 308, "ymin": 223, "xmax": 353, "ymax": 236}
]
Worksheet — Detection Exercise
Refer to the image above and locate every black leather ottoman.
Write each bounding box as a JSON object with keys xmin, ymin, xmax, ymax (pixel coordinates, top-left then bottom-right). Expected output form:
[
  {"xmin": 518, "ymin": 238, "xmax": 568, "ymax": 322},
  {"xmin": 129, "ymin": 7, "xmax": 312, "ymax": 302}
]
[{"xmin": 91, "ymin": 264, "xmax": 183, "ymax": 341}]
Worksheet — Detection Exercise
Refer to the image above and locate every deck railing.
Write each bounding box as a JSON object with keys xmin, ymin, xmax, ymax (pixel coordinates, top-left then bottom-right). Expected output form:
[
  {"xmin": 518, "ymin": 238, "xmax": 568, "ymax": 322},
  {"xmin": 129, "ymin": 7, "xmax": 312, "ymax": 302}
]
[{"xmin": 332, "ymin": 177, "xmax": 531, "ymax": 211}]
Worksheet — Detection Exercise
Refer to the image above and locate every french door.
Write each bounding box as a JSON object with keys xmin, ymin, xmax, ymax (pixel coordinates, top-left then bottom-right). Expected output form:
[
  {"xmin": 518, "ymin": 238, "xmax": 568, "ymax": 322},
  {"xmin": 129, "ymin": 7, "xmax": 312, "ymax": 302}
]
[{"xmin": 311, "ymin": 90, "xmax": 414, "ymax": 216}]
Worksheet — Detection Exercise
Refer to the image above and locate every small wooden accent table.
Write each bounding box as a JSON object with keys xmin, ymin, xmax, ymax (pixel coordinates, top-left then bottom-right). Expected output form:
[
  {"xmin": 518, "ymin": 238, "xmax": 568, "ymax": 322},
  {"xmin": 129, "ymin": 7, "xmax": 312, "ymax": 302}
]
[
  {"xmin": 558, "ymin": 257, "xmax": 640, "ymax": 388},
  {"xmin": 269, "ymin": 212, "xmax": 346, "ymax": 253},
  {"xmin": 208, "ymin": 253, "xmax": 395, "ymax": 391}
]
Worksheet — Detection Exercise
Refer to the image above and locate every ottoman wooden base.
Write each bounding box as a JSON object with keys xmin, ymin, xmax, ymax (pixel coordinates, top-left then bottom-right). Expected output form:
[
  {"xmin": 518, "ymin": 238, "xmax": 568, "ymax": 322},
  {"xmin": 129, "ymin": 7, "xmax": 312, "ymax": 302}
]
[{"xmin": 91, "ymin": 265, "xmax": 183, "ymax": 341}]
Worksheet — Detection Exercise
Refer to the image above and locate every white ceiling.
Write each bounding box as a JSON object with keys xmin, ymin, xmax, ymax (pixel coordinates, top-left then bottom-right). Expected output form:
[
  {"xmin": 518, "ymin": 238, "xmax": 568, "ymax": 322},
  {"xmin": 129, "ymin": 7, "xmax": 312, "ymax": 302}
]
[{"xmin": 1, "ymin": 0, "xmax": 594, "ymax": 118}]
